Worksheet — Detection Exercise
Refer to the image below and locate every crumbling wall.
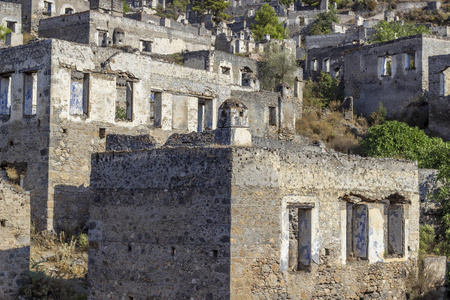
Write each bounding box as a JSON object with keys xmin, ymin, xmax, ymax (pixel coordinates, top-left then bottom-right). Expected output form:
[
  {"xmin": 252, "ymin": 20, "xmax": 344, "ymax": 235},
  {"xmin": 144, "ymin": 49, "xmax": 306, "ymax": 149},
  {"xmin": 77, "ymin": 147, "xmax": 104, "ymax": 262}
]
[
  {"xmin": 88, "ymin": 148, "xmax": 234, "ymax": 299},
  {"xmin": 87, "ymin": 145, "xmax": 419, "ymax": 299},
  {"xmin": 344, "ymin": 35, "xmax": 450, "ymax": 118},
  {"xmin": 39, "ymin": 10, "xmax": 213, "ymax": 54},
  {"xmin": 428, "ymin": 54, "xmax": 450, "ymax": 140},
  {"xmin": 0, "ymin": 171, "xmax": 30, "ymax": 300},
  {"xmin": 0, "ymin": 2, "xmax": 22, "ymax": 34}
]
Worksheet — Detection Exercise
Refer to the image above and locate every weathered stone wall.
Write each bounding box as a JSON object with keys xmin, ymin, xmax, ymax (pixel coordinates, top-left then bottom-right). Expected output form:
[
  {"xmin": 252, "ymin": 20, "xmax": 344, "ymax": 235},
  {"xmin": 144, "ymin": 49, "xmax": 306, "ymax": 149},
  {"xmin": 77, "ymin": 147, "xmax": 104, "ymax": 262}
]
[
  {"xmin": 0, "ymin": 171, "xmax": 31, "ymax": 299},
  {"xmin": 418, "ymin": 169, "xmax": 442, "ymax": 230},
  {"xmin": 0, "ymin": 2, "xmax": 22, "ymax": 34},
  {"xmin": 88, "ymin": 146, "xmax": 419, "ymax": 299},
  {"xmin": 344, "ymin": 35, "xmax": 450, "ymax": 118},
  {"xmin": 88, "ymin": 148, "xmax": 234, "ymax": 299},
  {"xmin": 38, "ymin": 10, "xmax": 214, "ymax": 54},
  {"xmin": 428, "ymin": 54, "xmax": 450, "ymax": 140}
]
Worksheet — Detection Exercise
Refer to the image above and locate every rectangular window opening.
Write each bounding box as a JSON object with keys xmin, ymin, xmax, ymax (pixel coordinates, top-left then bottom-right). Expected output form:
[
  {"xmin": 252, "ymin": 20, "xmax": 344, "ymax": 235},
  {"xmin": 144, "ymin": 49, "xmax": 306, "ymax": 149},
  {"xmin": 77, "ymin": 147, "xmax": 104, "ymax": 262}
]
[
  {"xmin": 0, "ymin": 74, "xmax": 11, "ymax": 116},
  {"xmin": 405, "ymin": 52, "xmax": 415, "ymax": 70},
  {"xmin": 152, "ymin": 91, "xmax": 162, "ymax": 127},
  {"xmin": 140, "ymin": 40, "xmax": 152, "ymax": 52},
  {"xmin": 6, "ymin": 21, "xmax": 16, "ymax": 32},
  {"xmin": 70, "ymin": 72, "xmax": 89, "ymax": 116},
  {"xmin": 44, "ymin": 1, "xmax": 52, "ymax": 15},
  {"xmin": 387, "ymin": 205, "xmax": 404, "ymax": 257},
  {"xmin": 323, "ymin": 59, "xmax": 330, "ymax": 73},
  {"xmin": 269, "ymin": 106, "xmax": 276, "ymax": 126},
  {"xmin": 99, "ymin": 128, "xmax": 106, "ymax": 139},
  {"xmin": 115, "ymin": 79, "xmax": 133, "ymax": 121},
  {"xmin": 382, "ymin": 56, "xmax": 392, "ymax": 76},
  {"xmin": 346, "ymin": 203, "xmax": 368, "ymax": 260},
  {"xmin": 65, "ymin": 7, "xmax": 74, "ymax": 14},
  {"xmin": 288, "ymin": 206, "xmax": 312, "ymax": 272},
  {"xmin": 312, "ymin": 59, "xmax": 317, "ymax": 72},
  {"xmin": 23, "ymin": 72, "xmax": 37, "ymax": 116},
  {"xmin": 221, "ymin": 66, "xmax": 231, "ymax": 75},
  {"xmin": 197, "ymin": 98, "xmax": 213, "ymax": 132}
]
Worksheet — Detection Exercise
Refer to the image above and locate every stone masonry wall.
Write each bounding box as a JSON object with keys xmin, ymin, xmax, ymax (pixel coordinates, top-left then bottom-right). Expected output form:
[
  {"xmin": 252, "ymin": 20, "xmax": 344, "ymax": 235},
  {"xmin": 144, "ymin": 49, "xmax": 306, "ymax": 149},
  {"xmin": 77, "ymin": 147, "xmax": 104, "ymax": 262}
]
[
  {"xmin": 344, "ymin": 35, "xmax": 450, "ymax": 118},
  {"xmin": 88, "ymin": 148, "xmax": 234, "ymax": 299},
  {"xmin": 0, "ymin": 171, "xmax": 31, "ymax": 299},
  {"xmin": 87, "ymin": 146, "xmax": 419, "ymax": 299}
]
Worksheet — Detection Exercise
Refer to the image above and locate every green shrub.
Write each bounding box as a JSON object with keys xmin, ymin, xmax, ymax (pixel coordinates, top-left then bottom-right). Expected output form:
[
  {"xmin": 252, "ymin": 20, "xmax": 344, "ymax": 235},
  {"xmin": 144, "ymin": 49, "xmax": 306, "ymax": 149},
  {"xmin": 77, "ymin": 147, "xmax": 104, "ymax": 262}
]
[
  {"xmin": 360, "ymin": 121, "xmax": 450, "ymax": 168},
  {"xmin": 0, "ymin": 25, "xmax": 12, "ymax": 41},
  {"xmin": 369, "ymin": 21, "xmax": 431, "ymax": 44},
  {"xmin": 115, "ymin": 106, "xmax": 127, "ymax": 120},
  {"xmin": 309, "ymin": 9, "xmax": 339, "ymax": 35},
  {"xmin": 303, "ymin": 72, "xmax": 343, "ymax": 108},
  {"xmin": 419, "ymin": 224, "xmax": 437, "ymax": 257},
  {"xmin": 77, "ymin": 233, "xmax": 89, "ymax": 251}
]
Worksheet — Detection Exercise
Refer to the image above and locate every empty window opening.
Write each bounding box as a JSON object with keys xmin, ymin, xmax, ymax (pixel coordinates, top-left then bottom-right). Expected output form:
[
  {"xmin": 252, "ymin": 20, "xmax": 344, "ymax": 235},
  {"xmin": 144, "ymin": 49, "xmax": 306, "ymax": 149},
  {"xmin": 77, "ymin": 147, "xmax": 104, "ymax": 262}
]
[
  {"xmin": 382, "ymin": 56, "xmax": 392, "ymax": 76},
  {"xmin": 44, "ymin": 1, "xmax": 52, "ymax": 15},
  {"xmin": 99, "ymin": 128, "xmax": 106, "ymax": 139},
  {"xmin": 240, "ymin": 67, "xmax": 253, "ymax": 86},
  {"xmin": 346, "ymin": 203, "xmax": 368, "ymax": 260},
  {"xmin": 440, "ymin": 68, "xmax": 450, "ymax": 97},
  {"xmin": 405, "ymin": 52, "xmax": 415, "ymax": 70},
  {"xmin": 65, "ymin": 7, "xmax": 74, "ymax": 14},
  {"xmin": 152, "ymin": 91, "xmax": 162, "ymax": 127},
  {"xmin": 98, "ymin": 30, "xmax": 108, "ymax": 47},
  {"xmin": 113, "ymin": 28, "xmax": 125, "ymax": 45},
  {"xmin": 9, "ymin": 140, "xmax": 13, "ymax": 147},
  {"xmin": 288, "ymin": 206, "xmax": 312, "ymax": 271},
  {"xmin": 69, "ymin": 72, "xmax": 89, "ymax": 116},
  {"xmin": 333, "ymin": 67, "xmax": 341, "ymax": 78},
  {"xmin": 269, "ymin": 106, "xmax": 276, "ymax": 126},
  {"xmin": 116, "ymin": 79, "xmax": 133, "ymax": 121},
  {"xmin": 6, "ymin": 21, "xmax": 16, "ymax": 32},
  {"xmin": 140, "ymin": 40, "xmax": 152, "ymax": 52},
  {"xmin": 0, "ymin": 75, "xmax": 11, "ymax": 116},
  {"xmin": 221, "ymin": 66, "xmax": 231, "ymax": 75},
  {"xmin": 213, "ymin": 250, "xmax": 218, "ymax": 258},
  {"xmin": 311, "ymin": 59, "xmax": 317, "ymax": 72},
  {"xmin": 24, "ymin": 72, "xmax": 37, "ymax": 116},
  {"xmin": 171, "ymin": 247, "xmax": 176, "ymax": 256},
  {"xmin": 0, "ymin": 219, "xmax": 5, "ymax": 227},
  {"xmin": 197, "ymin": 98, "xmax": 213, "ymax": 132},
  {"xmin": 323, "ymin": 59, "xmax": 330, "ymax": 73},
  {"xmin": 387, "ymin": 205, "xmax": 404, "ymax": 257}
]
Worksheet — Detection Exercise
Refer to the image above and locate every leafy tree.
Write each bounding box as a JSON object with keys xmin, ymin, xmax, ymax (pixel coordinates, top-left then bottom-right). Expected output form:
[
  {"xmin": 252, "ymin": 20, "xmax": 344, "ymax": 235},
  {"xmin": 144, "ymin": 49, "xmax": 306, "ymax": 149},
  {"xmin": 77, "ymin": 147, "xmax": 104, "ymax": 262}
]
[
  {"xmin": 122, "ymin": 0, "xmax": 132, "ymax": 13},
  {"xmin": 0, "ymin": 25, "xmax": 12, "ymax": 41},
  {"xmin": 308, "ymin": 9, "xmax": 339, "ymax": 35},
  {"xmin": 303, "ymin": 71, "xmax": 343, "ymax": 108},
  {"xmin": 280, "ymin": 0, "xmax": 294, "ymax": 6},
  {"xmin": 156, "ymin": 0, "xmax": 189, "ymax": 20},
  {"xmin": 360, "ymin": 121, "xmax": 450, "ymax": 168},
  {"xmin": 251, "ymin": 4, "xmax": 287, "ymax": 42},
  {"xmin": 369, "ymin": 21, "xmax": 431, "ymax": 44},
  {"xmin": 192, "ymin": 0, "xmax": 230, "ymax": 25},
  {"xmin": 259, "ymin": 42, "xmax": 296, "ymax": 91}
]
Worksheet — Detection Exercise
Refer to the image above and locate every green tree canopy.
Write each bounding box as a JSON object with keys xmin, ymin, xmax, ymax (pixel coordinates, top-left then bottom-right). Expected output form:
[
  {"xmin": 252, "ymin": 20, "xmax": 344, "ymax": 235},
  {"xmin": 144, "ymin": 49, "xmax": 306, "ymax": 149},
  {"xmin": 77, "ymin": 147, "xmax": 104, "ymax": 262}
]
[
  {"xmin": 308, "ymin": 10, "xmax": 339, "ymax": 35},
  {"xmin": 122, "ymin": 0, "xmax": 132, "ymax": 13},
  {"xmin": 156, "ymin": 0, "xmax": 189, "ymax": 20},
  {"xmin": 369, "ymin": 21, "xmax": 431, "ymax": 43},
  {"xmin": 360, "ymin": 120, "xmax": 450, "ymax": 168},
  {"xmin": 251, "ymin": 4, "xmax": 287, "ymax": 42},
  {"xmin": 192, "ymin": 0, "xmax": 230, "ymax": 25},
  {"xmin": 259, "ymin": 42, "xmax": 297, "ymax": 91}
]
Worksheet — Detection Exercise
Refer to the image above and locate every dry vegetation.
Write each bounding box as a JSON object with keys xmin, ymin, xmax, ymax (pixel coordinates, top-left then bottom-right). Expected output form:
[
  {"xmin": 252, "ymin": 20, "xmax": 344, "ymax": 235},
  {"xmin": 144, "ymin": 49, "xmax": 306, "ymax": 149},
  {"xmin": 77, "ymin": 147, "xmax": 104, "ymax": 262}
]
[{"xmin": 19, "ymin": 227, "xmax": 88, "ymax": 299}]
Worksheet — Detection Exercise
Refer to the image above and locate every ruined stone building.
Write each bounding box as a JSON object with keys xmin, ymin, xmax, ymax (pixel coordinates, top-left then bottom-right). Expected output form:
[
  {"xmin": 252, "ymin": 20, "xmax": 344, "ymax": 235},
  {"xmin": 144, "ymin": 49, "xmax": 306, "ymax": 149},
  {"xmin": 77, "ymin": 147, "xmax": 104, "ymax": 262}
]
[
  {"xmin": 428, "ymin": 53, "xmax": 450, "ymax": 140},
  {"xmin": 87, "ymin": 100, "xmax": 419, "ymax": 299},
  {"xmin": 0, "ymin": 170, "xmax": 30, "ymax": 299},
  {"xmin": 344, "ymin": 34, "xmax": 450, "ymax": 119},
  {"xmin": 0, "ymin": 0, "xmax": 90, "ymax": 32},
  {"xmin": 0, "ymin": 14, "xmax": 301, "ymax": 232}
]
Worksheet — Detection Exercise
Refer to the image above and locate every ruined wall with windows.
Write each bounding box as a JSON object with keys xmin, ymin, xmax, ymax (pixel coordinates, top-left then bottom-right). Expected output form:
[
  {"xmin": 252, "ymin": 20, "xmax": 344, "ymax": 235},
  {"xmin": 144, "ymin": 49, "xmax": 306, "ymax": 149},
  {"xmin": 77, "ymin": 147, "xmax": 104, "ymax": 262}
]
[
  {"xmin": 428, "ymin": 54, "xmax": 450, "ymax": 140},
  {"xmin": 87, "ymin": 145, "xmax": 419, "ymax": 299},
  {"xmin": 344, "ymin": 35, "xmax": 450, "ymax": 118},
  {"xmin": 0, "ymin": 38, "xmax": 290, "ymax": 230},
  {"xmin": 0, "ymin": 170, "xmax": 30, "ymax": 300},
  {"xmin": 38, "ymin": 10, "xmax": 214, "ymax": 54},
  {"xmin": 0, "ymin": 2, "xmax": 22, "ymax": 35},
  {"xmin": 1, "ymin": 0, "xmax": 90, "ymax": 32}
]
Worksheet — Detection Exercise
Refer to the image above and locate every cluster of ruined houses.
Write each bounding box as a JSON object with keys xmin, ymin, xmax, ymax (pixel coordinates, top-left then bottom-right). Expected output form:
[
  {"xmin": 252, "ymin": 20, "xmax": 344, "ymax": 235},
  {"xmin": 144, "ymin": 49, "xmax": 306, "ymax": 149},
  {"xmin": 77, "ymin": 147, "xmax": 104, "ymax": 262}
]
[{"xmin": 0, "ymin": 0, "xmax": 449, "ymax": 299}]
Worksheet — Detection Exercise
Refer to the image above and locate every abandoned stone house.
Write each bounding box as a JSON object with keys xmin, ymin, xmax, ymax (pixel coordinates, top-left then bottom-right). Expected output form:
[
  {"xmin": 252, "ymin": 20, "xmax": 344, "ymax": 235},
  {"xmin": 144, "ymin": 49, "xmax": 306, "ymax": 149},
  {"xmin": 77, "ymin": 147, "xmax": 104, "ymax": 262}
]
[
  {"xmin": 0, "ymin": 0, "xmax": 90, "ymax": 32},
  {"xmin": 343, "ymin": 34, "xmax": 450, "ymax": 119},
  {"xmin": 428, "ymin": 53, "xmax": 450, "ymax": 140},
  {"xmin": 87, "ymin": 101, "xmax": 419, "ymax": 299},
  {"xmin": 0, "ymin": 31, "xmax": 301, "ymax": 231}
]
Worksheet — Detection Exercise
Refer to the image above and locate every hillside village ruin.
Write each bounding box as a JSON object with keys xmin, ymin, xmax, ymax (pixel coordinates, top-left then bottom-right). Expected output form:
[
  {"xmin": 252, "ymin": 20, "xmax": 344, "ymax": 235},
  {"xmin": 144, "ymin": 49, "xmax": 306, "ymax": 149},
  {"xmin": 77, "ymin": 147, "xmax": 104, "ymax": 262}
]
[{"xmin": 0, "ymin": 0, "xmax": 449, "ymax": 298}]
